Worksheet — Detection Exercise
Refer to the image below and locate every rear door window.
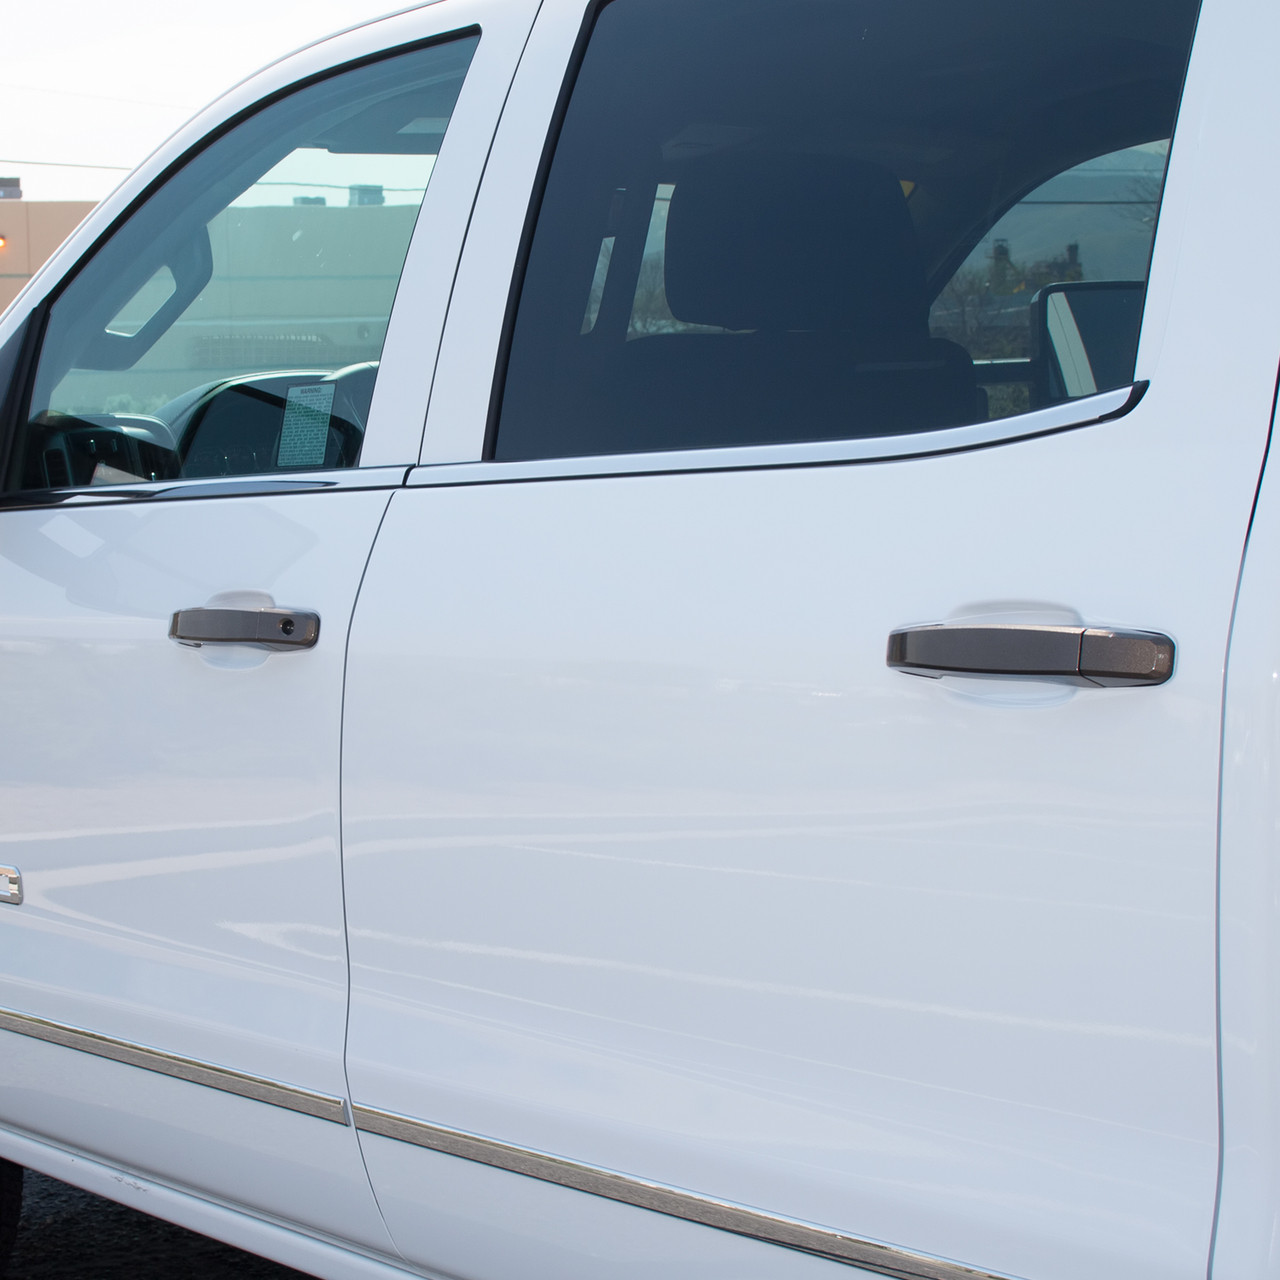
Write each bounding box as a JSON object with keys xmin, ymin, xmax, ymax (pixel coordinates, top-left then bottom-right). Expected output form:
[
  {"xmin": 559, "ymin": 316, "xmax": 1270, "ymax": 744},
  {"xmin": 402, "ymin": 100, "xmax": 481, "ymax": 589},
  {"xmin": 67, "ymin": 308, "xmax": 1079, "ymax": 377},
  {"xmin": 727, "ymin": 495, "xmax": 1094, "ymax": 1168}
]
[{"xmin": 493, "ymin": 0, "xmax": 1198, "ymax": 461}]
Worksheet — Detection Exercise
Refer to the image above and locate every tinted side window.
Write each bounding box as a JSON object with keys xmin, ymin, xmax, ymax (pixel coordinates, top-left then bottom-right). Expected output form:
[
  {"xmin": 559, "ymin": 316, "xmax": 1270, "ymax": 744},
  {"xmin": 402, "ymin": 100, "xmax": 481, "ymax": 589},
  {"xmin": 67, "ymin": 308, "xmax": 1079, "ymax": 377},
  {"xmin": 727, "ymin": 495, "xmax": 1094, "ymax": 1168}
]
[
  {"xmin": 930, "ymin": 141, "xmax": 1169, "ymax": 419},
  {"xmin": 8, "ymin": 35, "xmax": 477, "ymax": 492},
  {"xmin": 494, "ymin": 0, "xmax": 1197, "ymax": 462}
]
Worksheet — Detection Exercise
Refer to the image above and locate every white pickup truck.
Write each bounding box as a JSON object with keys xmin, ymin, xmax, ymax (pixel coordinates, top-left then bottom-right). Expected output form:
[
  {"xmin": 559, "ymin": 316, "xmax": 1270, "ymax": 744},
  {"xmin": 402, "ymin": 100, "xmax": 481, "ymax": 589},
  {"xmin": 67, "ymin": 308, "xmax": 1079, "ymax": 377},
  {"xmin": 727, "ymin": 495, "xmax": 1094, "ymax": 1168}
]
[{"xmin": 2, "ymin": 1, "xmax": 1277, "ymax": 1278}]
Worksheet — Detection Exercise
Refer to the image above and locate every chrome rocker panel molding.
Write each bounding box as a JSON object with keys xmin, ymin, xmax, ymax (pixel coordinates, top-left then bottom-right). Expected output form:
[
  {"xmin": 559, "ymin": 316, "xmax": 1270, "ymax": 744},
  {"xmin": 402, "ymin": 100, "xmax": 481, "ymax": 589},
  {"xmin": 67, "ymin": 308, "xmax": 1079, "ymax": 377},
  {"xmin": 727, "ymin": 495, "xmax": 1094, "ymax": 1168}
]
[
  {"xmin": 0, "ymin": 1001, "xmax": 1016, "ymax": 1276},
  {"xmin": 0, "ymin": 1006, "xmax": 347, "ymax": 1124},
  {"xmin": 352, "ymin": 1104, "xmax": 1017, "ymax": 1280}
]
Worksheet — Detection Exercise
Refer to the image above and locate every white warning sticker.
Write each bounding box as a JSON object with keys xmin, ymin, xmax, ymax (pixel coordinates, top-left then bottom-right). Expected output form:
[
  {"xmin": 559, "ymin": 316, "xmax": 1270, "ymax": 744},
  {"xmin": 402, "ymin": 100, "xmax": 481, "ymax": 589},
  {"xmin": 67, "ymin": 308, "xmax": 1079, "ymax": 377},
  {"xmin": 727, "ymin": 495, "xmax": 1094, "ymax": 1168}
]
[{"xmin": 277, "ymin": 383, "xmax": 335, "ymax": 469}]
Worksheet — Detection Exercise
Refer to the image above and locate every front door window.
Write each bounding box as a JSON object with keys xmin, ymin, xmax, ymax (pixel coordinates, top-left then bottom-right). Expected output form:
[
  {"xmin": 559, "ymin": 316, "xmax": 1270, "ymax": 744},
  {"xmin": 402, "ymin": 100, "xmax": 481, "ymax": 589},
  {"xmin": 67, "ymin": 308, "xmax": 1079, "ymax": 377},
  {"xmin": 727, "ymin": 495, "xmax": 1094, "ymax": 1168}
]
[{"xmin": 9, "ymin": 33, "xmax": 477, "ymax": 490}]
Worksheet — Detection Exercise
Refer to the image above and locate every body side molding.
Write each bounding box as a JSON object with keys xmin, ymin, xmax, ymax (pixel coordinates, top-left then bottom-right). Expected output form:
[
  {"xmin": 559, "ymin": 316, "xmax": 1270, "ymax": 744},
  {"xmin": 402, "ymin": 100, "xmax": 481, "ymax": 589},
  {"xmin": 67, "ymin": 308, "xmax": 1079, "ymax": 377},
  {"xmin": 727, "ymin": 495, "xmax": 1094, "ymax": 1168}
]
[
  {"xmin": 351, "ymin": 1104, "xmax": 1017, "ymax": 1280},
  {"xmin": 0, "ymin": 1007, "xmax": 347, "ymax": 1124}
]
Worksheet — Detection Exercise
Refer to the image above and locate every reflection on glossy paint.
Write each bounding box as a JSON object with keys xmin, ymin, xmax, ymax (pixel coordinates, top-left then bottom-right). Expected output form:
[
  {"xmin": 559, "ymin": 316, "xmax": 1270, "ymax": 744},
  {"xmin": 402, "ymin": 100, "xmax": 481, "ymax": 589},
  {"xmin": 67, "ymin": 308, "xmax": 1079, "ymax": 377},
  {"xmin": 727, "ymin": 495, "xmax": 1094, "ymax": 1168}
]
[
  {"xmin": 0, "ymin": 489, "xmax": 389, "ymax": 1091},
  {"xmin": 351, "ymin": 931, "xmax": 1206, "ymax": 1046},
  {"xmin": 342, "ymin": 459, "xmax": 1227, "ymax": 1280}
]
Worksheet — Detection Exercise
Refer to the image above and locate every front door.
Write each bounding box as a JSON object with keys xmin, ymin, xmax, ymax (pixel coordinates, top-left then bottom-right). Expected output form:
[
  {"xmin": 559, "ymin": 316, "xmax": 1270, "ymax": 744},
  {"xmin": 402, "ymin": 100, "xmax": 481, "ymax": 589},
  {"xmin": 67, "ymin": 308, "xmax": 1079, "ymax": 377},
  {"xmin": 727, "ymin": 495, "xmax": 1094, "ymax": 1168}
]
[{"xmin": 0, "ymin": 1, "xmax": 536, "ymax": 1241}]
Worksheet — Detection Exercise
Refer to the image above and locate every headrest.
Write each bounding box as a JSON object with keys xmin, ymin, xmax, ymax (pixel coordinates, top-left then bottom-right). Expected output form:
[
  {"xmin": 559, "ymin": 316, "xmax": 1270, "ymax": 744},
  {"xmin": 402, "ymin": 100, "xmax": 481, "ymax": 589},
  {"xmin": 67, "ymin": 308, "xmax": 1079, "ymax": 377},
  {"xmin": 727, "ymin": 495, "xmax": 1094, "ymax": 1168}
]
[{"xmin": 663, "ymin": 152, "xmax": 928, "ymax": 340}]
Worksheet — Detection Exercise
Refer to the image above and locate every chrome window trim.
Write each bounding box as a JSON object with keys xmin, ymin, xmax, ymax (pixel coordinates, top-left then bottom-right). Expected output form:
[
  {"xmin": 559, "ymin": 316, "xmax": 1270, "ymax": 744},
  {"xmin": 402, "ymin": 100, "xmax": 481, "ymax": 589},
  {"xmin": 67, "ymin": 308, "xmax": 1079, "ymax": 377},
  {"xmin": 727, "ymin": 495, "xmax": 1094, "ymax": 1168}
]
[
  {"xmin": 0, "ymin": 386, "xmax": 1143, "ymax": 507},
  {"xmin": 0, "ymin": 1007, "xmax": 347, "ymax": 1125},
  {"xmin": 0, "ymin": 466, "xmax": 412, "ymax": 511},
  {"xmin": 352, "ymin": 1104, "xmax": 1017, "ymax": 1280},
  {"xmin": 414, "ymin": 383, "xmax": 1144, "ymax": 488}
]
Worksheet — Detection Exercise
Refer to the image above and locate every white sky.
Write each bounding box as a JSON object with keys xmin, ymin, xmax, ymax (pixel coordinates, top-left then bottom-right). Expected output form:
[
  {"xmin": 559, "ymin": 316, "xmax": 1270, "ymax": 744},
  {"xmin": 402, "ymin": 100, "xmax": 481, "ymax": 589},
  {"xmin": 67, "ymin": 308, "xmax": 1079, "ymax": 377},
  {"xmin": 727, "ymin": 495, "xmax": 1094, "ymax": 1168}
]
[{"xmin": 4, "ymin": 0, "xmax": 423, "ymax": 202}]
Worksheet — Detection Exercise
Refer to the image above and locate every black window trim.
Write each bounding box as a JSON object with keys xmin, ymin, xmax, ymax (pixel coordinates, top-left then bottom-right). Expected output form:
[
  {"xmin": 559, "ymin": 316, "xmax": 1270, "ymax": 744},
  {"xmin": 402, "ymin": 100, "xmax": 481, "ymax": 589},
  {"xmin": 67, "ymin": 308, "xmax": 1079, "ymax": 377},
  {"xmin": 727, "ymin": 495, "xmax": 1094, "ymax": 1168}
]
[{"xmin": 481, "ymin": 0, "xmax": 604, "ymax": 462}]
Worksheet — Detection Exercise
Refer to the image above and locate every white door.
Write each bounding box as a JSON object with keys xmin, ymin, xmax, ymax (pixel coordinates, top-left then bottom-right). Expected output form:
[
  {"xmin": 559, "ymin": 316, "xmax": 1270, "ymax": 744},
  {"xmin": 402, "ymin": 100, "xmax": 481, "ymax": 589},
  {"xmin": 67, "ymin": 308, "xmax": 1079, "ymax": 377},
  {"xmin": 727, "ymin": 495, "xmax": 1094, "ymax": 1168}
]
[
  {"xmin": 341, "ymin": 0, "xmax": 1279, "ymax": 1277},
  {"xmin": 0, "ymin": 0, "xmax": 538, "ymax": 1242}
]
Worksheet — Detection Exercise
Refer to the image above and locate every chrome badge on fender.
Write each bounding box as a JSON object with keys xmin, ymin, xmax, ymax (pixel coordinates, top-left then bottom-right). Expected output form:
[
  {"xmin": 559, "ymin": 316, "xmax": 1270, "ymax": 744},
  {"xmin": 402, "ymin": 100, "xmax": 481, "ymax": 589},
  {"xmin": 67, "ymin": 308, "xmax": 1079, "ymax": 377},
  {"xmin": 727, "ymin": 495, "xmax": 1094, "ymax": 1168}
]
[{"xmin": 0, "ymin": 867, "xmax": 21, "ymax": 906}]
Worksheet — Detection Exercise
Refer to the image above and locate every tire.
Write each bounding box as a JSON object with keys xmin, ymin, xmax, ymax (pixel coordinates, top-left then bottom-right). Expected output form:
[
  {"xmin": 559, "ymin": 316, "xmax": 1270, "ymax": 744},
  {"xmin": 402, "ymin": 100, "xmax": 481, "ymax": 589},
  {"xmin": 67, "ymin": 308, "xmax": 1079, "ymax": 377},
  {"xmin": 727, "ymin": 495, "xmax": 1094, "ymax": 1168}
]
[{"xmin": 0, "ymin": 1160, "xmax": 22, "ymax": 1276}]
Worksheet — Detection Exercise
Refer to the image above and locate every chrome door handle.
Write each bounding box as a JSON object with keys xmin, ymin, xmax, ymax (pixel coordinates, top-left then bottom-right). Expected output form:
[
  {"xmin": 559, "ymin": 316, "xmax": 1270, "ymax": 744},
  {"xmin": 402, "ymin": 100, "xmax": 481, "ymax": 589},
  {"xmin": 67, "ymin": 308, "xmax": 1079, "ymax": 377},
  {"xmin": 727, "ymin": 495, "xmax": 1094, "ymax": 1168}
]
[
  {"xmin": 886, "ymin": 624, "xmax": 1173, "ymax": 686},
  {"xmin": 169, "ymin": 607, "xmax": 320, "ymax": 650}
]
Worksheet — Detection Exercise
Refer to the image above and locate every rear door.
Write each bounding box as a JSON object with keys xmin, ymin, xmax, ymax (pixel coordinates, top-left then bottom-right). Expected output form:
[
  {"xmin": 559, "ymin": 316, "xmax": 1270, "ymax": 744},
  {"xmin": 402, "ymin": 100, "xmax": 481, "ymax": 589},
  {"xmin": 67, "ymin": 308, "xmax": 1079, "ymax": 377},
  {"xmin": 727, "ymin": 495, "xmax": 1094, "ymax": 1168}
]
[
  {"xmin": 0, "ymin": 0, "xmax": 538, "ymax": 1242},
  {"xmin": 341, "ymin": 1, "xmax": 1277, "ymax": 1277}
]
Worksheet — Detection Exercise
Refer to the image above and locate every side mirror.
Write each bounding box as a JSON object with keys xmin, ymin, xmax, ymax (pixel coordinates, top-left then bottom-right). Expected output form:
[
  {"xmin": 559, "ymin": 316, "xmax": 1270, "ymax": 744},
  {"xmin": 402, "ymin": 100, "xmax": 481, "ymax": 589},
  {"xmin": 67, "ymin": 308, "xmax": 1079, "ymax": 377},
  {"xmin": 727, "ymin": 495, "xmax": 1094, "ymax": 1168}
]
[{"xmin": 1030, "ymin": 280, "xmax": 1145, "ymax": 405}]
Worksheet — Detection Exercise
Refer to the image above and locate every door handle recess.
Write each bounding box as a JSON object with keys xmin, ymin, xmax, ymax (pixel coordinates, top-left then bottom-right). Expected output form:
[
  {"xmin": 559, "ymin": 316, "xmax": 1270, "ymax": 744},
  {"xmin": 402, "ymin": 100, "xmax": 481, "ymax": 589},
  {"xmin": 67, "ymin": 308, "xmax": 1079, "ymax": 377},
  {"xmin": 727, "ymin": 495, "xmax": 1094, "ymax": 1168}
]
[
  {"xmin": 169, "ymin": 607, "xmax": 320, "ymax": 651},
  {"xmin": 886, "ymin": 624, "xmax": 1173, "ymax": 687}
]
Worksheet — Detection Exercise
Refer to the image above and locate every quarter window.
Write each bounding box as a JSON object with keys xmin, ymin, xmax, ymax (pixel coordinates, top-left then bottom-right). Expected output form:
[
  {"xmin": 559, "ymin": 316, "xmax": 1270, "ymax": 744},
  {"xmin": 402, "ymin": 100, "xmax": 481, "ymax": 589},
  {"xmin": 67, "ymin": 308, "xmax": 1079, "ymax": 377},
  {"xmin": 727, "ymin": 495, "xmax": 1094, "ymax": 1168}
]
[{"xmin": 494, "ymin": 0, "xmax": 1198, "ymax": 461}]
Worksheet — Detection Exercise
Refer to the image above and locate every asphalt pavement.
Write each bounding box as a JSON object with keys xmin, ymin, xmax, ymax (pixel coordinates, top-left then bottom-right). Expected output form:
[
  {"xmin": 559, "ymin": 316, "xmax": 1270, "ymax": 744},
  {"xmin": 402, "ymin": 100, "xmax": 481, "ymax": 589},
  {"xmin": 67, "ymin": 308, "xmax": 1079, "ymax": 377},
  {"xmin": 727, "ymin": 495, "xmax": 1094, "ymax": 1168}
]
[{"xmin": 7, "ymin": 1170, "xmax": 315, "ymax": 1280}]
